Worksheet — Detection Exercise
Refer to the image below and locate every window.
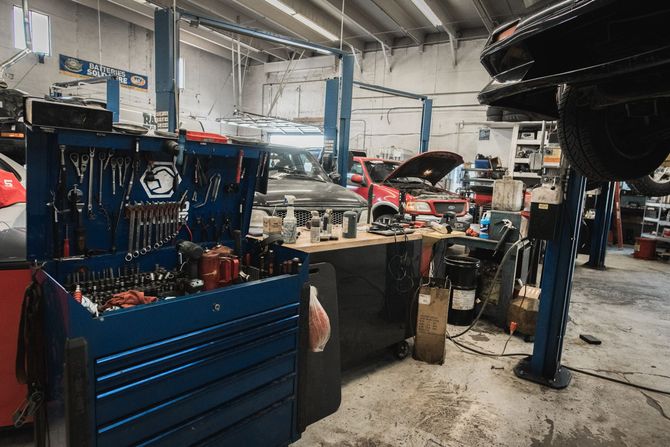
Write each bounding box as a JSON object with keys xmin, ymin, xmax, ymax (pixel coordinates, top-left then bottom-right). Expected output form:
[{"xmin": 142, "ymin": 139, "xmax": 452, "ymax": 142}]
[
  {"xmin": 268, "ymin": 150, "xmax": 329, "ymax": 183},
  {"xmin": 13, "ymin": 6, "xmax": 51, "ymax": 55},
  {"xmin": 178, "ymin": 57, "xmax": 185, "ymax": 89}
]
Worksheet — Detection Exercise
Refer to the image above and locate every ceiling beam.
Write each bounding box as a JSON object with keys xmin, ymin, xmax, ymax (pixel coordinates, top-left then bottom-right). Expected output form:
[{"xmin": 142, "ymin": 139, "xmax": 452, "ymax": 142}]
[
  {"xmin": 318, "ymin": 0, "xmax": 391, "ymax": 50},
  {"xmin": 370, "ymin": 0, "xmax": 425, "ymax": 46},
  {"xmin": 471, "ymin": 0, "xmax": 495, "ymax": 33},
  {"xmin": 74, "ymin": 0, "xmax": 262, "ymax": 61},
  {"xmin": 180, "ymin": 0, "xmax": 290, "ymax": 60},
  {"xmin": 224, "ymin": 0, "xmax": 333, "ymax": 45},
  {"xmin": 420, "ymin": 0, "xmax": 460, "ymax": 37},
  {"xmin": 280, "ymin": 0, "xmax": 366, "ymax": 51}
]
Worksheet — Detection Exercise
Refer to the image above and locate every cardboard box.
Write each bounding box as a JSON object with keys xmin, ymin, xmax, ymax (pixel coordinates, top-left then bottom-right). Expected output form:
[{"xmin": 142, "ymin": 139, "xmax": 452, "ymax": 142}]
[
  {"xmin": 414, "ymin": 284, "xmax": 450, "ymax": 364},
  {"xmin": 507, "ymin": 285, "xmax": 541, "ymax": 335}
]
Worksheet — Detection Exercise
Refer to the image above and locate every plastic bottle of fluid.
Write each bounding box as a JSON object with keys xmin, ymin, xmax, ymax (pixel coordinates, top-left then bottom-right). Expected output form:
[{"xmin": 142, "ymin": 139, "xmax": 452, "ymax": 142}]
[
  {"xmin": 310, "ymin": 211, "xmax": 321, "ymax": 243},
  {"xmin": 281, "ymin": 195, "xmax": 298, "ymax": 243},
  {"xmin": 323, "ymin": 208, "xmax": 333, "ymax": 237},
  {"xmin": 480, "ymin": 211, "xmax": 491, "ymax": 239}
]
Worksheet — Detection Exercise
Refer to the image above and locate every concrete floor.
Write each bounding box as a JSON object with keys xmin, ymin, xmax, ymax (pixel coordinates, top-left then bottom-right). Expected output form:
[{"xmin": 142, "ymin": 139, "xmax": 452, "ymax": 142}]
[
  {"xmin": 293, "ymin": 249, "xmax": 670, "ymax": 447},
  {"xmin": 1, "ymin": 249, "xmax": 668, "ymax": 446}
]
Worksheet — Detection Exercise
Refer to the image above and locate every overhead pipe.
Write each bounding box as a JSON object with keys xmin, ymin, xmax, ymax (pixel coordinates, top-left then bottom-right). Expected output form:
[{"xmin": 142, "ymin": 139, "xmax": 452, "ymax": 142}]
[{"xmin": 0, "ymin": 0, "xmax": 33, "ymax": 81}]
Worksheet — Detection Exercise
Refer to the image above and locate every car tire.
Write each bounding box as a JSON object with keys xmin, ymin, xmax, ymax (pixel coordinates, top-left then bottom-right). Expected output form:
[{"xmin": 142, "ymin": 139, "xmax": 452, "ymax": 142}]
[
  {"xmin": 502, "ymin": 110, "xmax": 531, "ymax": 122},
  {"xmin": 558, "ymin": 86, "xmax": 670, "ymax": 181},
  {"xmin": 486, "ymin": 106, "xmax": 504, "ymax": 122},
  {"xmin": 627, "ymin": 166, "xmax": 670, "ymax": 197},
  {"xmin": 375, "ymin": 213, "xmax": 396, "ymax": 223}
]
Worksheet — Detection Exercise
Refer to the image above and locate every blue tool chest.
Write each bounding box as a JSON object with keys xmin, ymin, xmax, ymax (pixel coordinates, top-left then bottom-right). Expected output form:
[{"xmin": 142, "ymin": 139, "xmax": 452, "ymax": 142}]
[{"xmin": 25, "ymin": 126, "xmax": 309, "ymax": 446}]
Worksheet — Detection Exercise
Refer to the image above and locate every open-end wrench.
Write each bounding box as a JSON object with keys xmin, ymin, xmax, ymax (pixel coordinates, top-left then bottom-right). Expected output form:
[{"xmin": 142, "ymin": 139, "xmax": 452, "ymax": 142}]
[
  {"xmin": 173, "ymin": 202, "xmax": 180, "ymax": 238},
  {"xmin": 125, "ymin": 204, "xmax": 136, "ymax": 261},
  {"xmin": 159, "ymin": 203, "xmax": 167, "ymax": 244},
  {"xmin": 110, "ymin": 158, "xmax": 118, "ymax": 195},
  {"xmin": 98, "ymin": 151, "xmax": 110, "ymax": 205},
  {"xmin": 139, "ymin": 203, "xmax": 148, "ymax": 256},
  {"xmin": 134, "ymin": 203, "xmax": 143, "ymax": 258},
  {"xmin": 151, "ymin": 203, "xmax": 160, "ymax": 250},
  {"xmin": 69, "ymin": 153, "xmax": 83, "ymax": 182},
  {"xmin": 87, "ymin": 148, "xmax": 95, "ymax": 219},
  {"xmin": 121, "ymin": 157, "xmax": 131, "ymax": 186},
  {"xmin": 163, "ymin": 202, "xmax": 172, "ymax": 244},
  {"xmin": 80, "ymin": 153, "xmax": 90, "ymax": 185},
  {"xmin": 144, "ymin": 203, "xmax": 152, "ymax": 253}
]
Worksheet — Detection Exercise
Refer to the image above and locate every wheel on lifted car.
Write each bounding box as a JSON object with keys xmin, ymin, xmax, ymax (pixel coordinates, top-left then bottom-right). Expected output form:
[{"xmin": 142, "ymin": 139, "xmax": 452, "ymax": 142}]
[
  {"xmin": 627, "ymin": 165, "xmax": 670, "ymax": 197},
  {"xmin": 558, "ymin": 86, "xmax": 670, "ymax": 182}
]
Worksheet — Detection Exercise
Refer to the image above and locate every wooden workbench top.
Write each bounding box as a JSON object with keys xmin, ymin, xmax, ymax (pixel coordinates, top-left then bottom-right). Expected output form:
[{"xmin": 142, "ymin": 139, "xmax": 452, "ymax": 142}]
[{"xmin": 283, "ymin": 225, "xmax": 423, "ymax": 253}]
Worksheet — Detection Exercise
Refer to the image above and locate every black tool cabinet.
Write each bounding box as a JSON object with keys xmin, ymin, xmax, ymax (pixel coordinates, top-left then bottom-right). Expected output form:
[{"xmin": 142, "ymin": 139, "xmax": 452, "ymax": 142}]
[{"xmin": 24, "ymin": 126, "xmax": 315, "ymax": 446}]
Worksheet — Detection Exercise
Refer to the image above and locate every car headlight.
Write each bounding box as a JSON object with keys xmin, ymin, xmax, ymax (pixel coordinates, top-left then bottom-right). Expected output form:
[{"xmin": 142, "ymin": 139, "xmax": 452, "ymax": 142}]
[
  {"xmin": 405, "ymin": 201, "xmax": 431, "ymax": 212},
  {"xmin": 249, "ymin": 209, "xmax": 268, "ymax": 235}
]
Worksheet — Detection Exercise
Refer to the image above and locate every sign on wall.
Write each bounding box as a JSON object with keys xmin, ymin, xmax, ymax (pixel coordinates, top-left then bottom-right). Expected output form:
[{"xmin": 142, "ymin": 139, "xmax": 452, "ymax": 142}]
[{"xmin": 58, "ymin": 54, "xmax": 149, "ymax": 91}]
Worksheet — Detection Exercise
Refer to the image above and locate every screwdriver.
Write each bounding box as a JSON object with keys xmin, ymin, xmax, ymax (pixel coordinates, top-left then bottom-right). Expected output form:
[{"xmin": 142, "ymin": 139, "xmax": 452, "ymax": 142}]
[{"xmin": 63, "ymin": 224, "xmax": 70, "ymax": 257}]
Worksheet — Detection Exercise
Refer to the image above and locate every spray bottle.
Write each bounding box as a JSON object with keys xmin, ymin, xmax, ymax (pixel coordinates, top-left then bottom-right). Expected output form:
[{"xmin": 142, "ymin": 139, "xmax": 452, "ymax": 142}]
[
  {"xmin": 310, "ymin": 211, "xmax": 321, "ymax": 243},
  {"xmin": 281, "ymin": 195, "xmax": 298, "ymax": 243},
  {"xmin": 322, "ymin": 208, "xmax": 332, "ymax": 238}
]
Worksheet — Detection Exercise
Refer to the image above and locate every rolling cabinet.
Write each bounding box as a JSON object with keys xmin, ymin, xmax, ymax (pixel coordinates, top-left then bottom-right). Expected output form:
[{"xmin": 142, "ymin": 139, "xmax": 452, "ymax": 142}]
[{"xmin": 24, "ymin": 126, "xmax": 312, "ymax": 446}]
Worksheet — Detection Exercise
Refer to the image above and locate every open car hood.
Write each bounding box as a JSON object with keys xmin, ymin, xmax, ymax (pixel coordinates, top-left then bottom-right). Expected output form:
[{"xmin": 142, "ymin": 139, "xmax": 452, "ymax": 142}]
[{"xmin": 384, "ymin": 151, "xmax": 464, "ymax": 186}]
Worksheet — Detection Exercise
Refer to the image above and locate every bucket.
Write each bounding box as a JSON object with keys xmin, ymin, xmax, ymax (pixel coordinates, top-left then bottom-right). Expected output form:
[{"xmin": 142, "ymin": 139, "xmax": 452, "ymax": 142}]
[
  {"xmin": 445, "ymin": 256, "xmax": 481, "ymax": 326},
  {"xmin": 634, "ymin": 237, "xmax": 656, "ymax": 260}
]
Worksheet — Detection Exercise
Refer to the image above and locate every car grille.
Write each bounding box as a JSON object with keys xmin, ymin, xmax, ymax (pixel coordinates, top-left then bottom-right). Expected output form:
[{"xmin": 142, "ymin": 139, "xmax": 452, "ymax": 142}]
[
  {"xmin": 433, "ymin": 201, "xmax": 466, "ymax": 215},
  {"xmin": 274, "ymin": 209, "xmax": 347, "ymax": 227}
]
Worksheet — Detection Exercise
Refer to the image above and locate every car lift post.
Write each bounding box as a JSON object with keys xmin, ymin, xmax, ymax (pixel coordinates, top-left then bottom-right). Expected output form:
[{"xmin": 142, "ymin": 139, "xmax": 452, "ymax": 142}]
[
  {"xmin": 585, "ymin": 182, "xmax": 615, "ymax": 269},
  {"xmin": 514, "ymin": 169, "xmax": 586, "ymax": 389},
  {"xmin": 337, "ymin": 55, "xmax": 354, "ymax": 187},
  {"xmin": 419, "ymin": 98, "xmax": 432, "ymax": 153},
  {"xmin": 155, "ymin": 7, "xmax": 179, "ymax": 133}
]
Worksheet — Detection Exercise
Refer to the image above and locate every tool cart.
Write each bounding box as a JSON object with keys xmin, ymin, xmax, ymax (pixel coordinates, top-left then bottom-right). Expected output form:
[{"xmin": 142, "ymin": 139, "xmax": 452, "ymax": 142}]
[{"xmin": 21, "ymin": 124, "xmax": 317, "ymax": 446}]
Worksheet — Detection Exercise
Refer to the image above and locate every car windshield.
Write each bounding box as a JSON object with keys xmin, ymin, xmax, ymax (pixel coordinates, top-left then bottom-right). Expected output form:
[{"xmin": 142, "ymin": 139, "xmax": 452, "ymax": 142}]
[
  {"xmin": 364, "ymin": 160, "xmax": 430, "ymax": 185},
  {"xmin": 268, "ymin": 150, "xmax": 329, "ymax": 182}
]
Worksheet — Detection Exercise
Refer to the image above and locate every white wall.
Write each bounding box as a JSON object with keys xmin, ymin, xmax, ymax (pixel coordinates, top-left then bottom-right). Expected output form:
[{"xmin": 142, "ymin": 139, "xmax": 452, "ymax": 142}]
[
  {"xmin": 241, "ymin": 39, "xmax": 509, "ymax": 166},
  {"xmin": 0, "ymin": 0, "xmax": 235, "ymax": 132}
]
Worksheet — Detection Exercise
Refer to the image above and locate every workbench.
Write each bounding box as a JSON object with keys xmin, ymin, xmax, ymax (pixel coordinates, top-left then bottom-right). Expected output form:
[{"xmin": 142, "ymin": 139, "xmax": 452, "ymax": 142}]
[{"xmin": 284, "ymin": 226, "xmax": 422, "ymax": 369}]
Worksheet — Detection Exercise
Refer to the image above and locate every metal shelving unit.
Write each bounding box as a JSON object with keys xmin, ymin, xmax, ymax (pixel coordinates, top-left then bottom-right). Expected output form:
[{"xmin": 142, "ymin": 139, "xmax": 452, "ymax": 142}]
[
  {"xmin": 508, "ymin": 121, "xmax": 559, "ymax": 183},
  {"xmin": 641, "ymin": 200, "xmax": 670, "ymax": 243}
]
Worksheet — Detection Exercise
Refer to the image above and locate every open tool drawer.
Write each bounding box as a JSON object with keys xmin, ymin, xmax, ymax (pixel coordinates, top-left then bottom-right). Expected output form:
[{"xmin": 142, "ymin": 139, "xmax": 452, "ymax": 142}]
[{"xmin": 25, "ymin": 126, "xmax": 310, "ymax": 446}]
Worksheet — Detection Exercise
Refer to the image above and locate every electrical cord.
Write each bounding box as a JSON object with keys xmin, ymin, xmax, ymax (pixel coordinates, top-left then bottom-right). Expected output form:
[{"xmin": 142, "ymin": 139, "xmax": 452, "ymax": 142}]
[{"xmin": 565, "ymin": 366, "xmax": 670, "ymax": 396}]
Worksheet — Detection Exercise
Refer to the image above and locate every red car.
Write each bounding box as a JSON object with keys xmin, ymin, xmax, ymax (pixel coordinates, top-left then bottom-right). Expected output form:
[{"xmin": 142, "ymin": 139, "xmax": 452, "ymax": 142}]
[{"xmin": 347, "ymin": 151, "xmax": 471, "ymax": 223}]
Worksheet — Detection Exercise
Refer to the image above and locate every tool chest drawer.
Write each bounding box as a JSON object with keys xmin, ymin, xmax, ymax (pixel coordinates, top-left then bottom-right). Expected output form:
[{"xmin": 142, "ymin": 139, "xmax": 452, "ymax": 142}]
[{"xmin": 24, "ymin": 125, "xmax": 309, "ymax": 446}]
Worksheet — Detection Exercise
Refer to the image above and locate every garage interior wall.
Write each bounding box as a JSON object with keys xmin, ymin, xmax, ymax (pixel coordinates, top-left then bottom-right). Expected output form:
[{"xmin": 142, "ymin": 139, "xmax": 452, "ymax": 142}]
[
  {"xmin": 0, "ymin": 0, "xmax": 235, "ymax": 132},
  {"xmin": 242, "ymin": 39, "xmax": 512, "ymax": 163}
]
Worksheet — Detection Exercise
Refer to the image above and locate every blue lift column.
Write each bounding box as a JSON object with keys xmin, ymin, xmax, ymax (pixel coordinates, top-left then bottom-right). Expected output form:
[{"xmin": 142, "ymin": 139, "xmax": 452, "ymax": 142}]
[
  {"xmin": 323, "ymin": 78, "xmax": 339, "ymax": 171},
  {"xmin": 105, "ymin": 77, "xmax": 120, "ymax": 122},
  {"xmin": 585, "ymin": 182, "xmax": 615, "ymax": 269},
  {"xmin": 337, "ymin": 54, "xmax": 354, "ymax": 187},
  {"xmin": 155, "ymin": 8, "xmax": 179, "ymax": 132},
  {"xmin": 419, "ymin": 98, "xmax": 432, "ymax": 153},
  {"xmin": 514, "ymin": 169, "xmax": 587, "ymax": 389}
]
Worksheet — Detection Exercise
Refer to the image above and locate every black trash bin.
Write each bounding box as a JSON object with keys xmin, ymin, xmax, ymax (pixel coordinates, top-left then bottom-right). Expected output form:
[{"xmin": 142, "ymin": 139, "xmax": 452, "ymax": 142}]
[{"xmin": 445, "ymin": 255, "xmax": 480, "ymax": 326}]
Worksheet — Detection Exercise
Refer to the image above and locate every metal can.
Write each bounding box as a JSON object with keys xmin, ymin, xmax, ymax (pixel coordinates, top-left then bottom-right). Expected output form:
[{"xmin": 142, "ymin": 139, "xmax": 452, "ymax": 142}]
[{"xmin": 342, "ymin": 210, "xmax": 358, "ymax": 239}]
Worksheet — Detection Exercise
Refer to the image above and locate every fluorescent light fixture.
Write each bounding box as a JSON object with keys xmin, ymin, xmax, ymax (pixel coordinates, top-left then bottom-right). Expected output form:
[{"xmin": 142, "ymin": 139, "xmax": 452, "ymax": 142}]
[
  {"xmin": 264, "ymin": 0, "xmax": 296, "ymax": 15},
  {"xmin": 411, "ymin": 0, "xmax": 443, "ymax": 28},
  {"xmin": 264, "ymin": 0, "xmax": 339, "ymax": 41}
]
